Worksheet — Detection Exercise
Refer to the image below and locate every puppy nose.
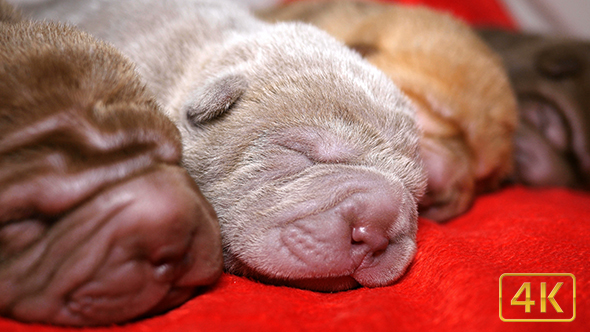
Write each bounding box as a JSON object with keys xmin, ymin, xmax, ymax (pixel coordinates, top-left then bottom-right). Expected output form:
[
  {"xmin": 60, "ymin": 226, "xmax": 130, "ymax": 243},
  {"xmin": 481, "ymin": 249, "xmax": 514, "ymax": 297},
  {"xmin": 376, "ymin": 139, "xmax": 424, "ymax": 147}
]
[
  {"xmin": 352, "ymin": 225, "xmax": 389, "ymax": 257},
  {"xmin": 337, "ymin": 179, "xmax": 417, "ymax": 288},
  {"xmin": 337, "ymin": 181, "xmax": 403, "ymax": 265}
]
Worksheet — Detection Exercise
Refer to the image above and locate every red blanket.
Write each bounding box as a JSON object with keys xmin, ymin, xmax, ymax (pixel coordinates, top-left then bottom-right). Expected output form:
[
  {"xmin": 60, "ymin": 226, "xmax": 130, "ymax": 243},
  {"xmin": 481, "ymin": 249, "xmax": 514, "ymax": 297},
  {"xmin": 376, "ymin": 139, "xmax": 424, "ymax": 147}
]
[
  {"xmin": 3, "ymin": 186, "xmax": 587, "ymax": 331},
  {"xmin": 3, "ymin": 1, "xmax": 588, "ymax": 331}
]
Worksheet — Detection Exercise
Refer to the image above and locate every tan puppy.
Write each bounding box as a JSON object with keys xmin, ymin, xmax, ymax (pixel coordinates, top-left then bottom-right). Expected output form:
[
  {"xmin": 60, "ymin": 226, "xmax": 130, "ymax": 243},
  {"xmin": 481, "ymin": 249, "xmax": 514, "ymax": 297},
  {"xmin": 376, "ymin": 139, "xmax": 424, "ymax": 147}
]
[
  {"xmin": 21, "ymin": 0, "xmax": 426, "ymax": 292},
  {"xmin": 0, "ymin": 1, "xmax": 222, "ymax": 326},
  {"xmin": 260, "ymin": 0, "xmax": 519, "ymax": 222}
]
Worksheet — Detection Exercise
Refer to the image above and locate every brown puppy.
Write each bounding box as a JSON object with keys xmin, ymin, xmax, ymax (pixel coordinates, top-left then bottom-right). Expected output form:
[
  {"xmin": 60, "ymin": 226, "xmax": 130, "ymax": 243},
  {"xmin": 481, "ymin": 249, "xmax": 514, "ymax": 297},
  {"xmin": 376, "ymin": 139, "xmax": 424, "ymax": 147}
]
[
  {"xmin": 480, "ymin": 29, "xmax": 590, "ymax": 188},
  {"xmin": 260, "ymin": 0, "xmax": 519, "ymax": 222},
  {"xmin": 0, "ymin": 1, "xmax": 222, "ymax": 326}
]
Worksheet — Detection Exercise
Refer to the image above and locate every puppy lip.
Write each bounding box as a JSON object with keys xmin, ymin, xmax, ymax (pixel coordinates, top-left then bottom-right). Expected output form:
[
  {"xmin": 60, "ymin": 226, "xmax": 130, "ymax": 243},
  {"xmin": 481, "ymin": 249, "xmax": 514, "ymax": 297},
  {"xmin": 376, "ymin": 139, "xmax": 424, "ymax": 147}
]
[{"xmin": 256, "ymin": 274, "xmax": 361, "ymax": 292}]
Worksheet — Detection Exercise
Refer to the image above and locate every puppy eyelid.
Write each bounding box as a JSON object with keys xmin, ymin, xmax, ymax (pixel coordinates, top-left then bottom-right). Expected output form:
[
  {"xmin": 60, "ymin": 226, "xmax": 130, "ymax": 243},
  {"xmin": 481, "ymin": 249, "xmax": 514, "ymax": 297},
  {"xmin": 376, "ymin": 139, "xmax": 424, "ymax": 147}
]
[
  {"xmin": 269, "ymin": 131, "xmax": 359, "ymax": 164},
  {"xmin": 275, "ymin": 141, "xmax": 319, "ymax": 164}
]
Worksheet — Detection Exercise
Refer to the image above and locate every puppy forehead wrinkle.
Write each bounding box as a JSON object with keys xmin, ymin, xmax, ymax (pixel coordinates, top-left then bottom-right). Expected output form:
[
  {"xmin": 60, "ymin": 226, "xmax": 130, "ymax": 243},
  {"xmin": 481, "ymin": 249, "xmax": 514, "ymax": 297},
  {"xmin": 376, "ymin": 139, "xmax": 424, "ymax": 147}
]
[
  {"xmin": 247, "ymin": 22, "xmax": 407, "ymax": 97},
  {"xmin": 210, "ymin": 22, "xmax": 416, "ymax": 130}
]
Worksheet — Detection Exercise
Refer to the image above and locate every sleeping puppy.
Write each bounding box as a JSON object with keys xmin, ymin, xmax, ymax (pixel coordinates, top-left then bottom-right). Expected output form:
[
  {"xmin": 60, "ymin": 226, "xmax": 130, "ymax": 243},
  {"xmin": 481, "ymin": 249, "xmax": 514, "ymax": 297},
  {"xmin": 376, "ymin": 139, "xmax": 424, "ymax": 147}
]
[
  {"xmin": 0, "ymin": 1, "xmax": 222, "ymax": 326},
  {"xmin": 259, "ymin": 0, "xmax": 519, "ymax": 222},
  {"xmin": 480, "ymin": 29, "xmax": 590, "ymax": 188},
  {"xmin": 20, "ymin": 0, "xmax": 426, "ymax": 292}
]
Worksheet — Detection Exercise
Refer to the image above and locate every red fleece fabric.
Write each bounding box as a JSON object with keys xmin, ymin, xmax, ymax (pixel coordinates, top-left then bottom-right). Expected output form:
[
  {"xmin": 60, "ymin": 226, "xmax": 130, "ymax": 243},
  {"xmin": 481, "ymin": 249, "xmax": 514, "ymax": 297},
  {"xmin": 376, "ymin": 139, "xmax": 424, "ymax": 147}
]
[
  {"xmin": 283, "ymin": 0, "xmax": 517, "ymax": 29},
  {"xmin": 2, "ymin": 186, "xmax": 588, "ymax": 331},
  {"xmin": 3, "ymin": 1, "xmax": 587, "ymax": 332},
  {"xmin": 383, "ymin": 0, "xmax": 516, "ymax": 29}
]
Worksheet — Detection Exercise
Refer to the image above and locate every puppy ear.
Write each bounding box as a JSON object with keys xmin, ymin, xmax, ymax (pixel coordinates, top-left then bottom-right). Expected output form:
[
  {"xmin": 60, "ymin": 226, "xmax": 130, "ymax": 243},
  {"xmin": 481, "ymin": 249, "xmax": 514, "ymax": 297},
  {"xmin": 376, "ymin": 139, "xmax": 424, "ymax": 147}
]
[{"xmin": 184, "ymin": 73, "xmax": 248, "ymax": 126}]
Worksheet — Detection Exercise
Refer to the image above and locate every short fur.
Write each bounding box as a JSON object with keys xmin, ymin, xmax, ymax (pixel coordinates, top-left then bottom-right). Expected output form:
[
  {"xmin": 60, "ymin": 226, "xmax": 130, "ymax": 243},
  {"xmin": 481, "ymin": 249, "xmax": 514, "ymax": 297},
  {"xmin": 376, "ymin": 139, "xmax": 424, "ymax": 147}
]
[
  {"xmin": 260, "ymin": 0, "xmax": 519, "ymax": 222},
  {"xmin": 0, "ymin": 1, "xmax": 221, "ymax": 326},
  {"xmin": 21, "ymin": 0, "xmax": 427, "ymax": 291},
  {"xmin": 480, "ymin": 29, "xmax": 590, "ymax": 188}
]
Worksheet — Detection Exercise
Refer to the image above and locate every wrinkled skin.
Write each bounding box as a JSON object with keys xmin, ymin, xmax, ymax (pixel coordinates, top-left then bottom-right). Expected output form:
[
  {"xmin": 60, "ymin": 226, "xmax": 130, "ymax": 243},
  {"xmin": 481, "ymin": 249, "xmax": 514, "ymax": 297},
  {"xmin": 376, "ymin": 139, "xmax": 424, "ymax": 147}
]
[
  {"xmin": 0, "ymin": 8, "xmax": 222, "ymax": 326},
  {"xmin": 259, "ymin": 0, "xmax": 519, "ymax": 222},
  {"xmin": 20, "ymin": 0, "xmax": 427, "ymax": 292},
  {"xmin": 480, "ymin": 29, "xmax": 590, "ymax": 188}
]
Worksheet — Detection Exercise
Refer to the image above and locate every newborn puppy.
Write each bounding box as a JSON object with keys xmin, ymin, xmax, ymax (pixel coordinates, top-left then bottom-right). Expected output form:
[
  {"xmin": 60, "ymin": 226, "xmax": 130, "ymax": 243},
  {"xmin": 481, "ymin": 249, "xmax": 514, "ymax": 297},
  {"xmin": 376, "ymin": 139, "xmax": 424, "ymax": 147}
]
[
  {"xmin": 479, "ymin": 29, "xmax": 590, "ymax": 188},
  {"xmin": 21, "ymin": 0, "xmax": 426, "ymax": 292},
  {"xmin": 0, "ymin": 1, "xmax": 222, "ymax": 326},
  {"xmin": 260, "ymin": 0, "xmax": 519, "ymax": 222}
]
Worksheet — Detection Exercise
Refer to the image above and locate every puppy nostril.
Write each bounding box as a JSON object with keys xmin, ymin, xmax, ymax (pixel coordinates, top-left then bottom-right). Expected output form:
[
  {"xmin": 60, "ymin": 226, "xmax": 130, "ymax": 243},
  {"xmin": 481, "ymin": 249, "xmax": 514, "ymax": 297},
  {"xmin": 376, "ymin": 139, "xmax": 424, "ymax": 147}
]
[
  {"xmin": 351, "ymin": 226, "xmax": 369, "ymax": 245},
  {"xmin": 154, "ymin": 262, "xmax": 176, "ymax": 282},
  {"xmin": 152, "ymin": 253, "xmax": 191, "ymax": 283},
  {"xmin": 351, "ymin": 226, "xmax": 389, "ymax": 252}
]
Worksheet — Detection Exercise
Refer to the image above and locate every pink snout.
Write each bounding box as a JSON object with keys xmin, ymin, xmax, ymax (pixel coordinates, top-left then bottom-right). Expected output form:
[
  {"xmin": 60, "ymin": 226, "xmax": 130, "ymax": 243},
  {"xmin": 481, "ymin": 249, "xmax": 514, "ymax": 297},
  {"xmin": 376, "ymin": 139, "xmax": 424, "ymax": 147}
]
[{"xmin": 258, "ymin": 174, "xmax": 417, "ymax": 291}]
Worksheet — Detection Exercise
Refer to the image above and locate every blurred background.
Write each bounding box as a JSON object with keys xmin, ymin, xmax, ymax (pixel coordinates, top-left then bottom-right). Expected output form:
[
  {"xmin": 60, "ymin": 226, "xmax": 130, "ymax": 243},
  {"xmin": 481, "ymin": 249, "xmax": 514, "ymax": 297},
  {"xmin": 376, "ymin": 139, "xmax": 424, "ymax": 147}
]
[
  {"xmin": 244, "ymin": 0, "xmax": 590, "ymax": 40},
  {"xmin": 499, "ymin": 0, "xmax": 590, "ymax": 40},
  {"xmin": 10, "ymin": 0, "xmax": 590, "ymax": 39}
]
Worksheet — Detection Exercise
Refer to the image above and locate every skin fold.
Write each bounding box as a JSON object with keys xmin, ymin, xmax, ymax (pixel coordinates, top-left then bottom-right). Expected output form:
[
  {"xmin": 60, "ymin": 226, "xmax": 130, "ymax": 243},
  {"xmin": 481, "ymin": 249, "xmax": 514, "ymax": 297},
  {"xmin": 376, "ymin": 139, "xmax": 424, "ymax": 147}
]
[
  {"xmin": 0, "ymin": 1, "xmax": 222, "ymax": 326},
  {"xmin": 259, "ymin": 0, "xmax": 519, "ymax": 222},
  {"xmin": 19, "ymin": 0, "xmax": 427, "ymax": 292},
  {"xmin": 480, "ymin": 29, "xmax": 590, "ymax": 188}
]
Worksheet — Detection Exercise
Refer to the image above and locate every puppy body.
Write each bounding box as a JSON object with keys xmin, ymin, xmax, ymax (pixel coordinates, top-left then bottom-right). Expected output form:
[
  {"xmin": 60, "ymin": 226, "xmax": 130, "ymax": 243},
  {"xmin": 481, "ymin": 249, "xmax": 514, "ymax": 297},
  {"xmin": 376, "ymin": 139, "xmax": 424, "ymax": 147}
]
[
  {"xmin": 0, "ymin": 1, "xmax": 222, "ymax": 326},
  {"xmin": 260, "ymin": 0, "xmax": 519, "ymax": 221},
  {"xmin": 22, "ymin": 0, "xmax": 427, "ymax": 291},
  {"xmin": 480, "ymin": 29, "xmax": 590, "ymax": 188}
]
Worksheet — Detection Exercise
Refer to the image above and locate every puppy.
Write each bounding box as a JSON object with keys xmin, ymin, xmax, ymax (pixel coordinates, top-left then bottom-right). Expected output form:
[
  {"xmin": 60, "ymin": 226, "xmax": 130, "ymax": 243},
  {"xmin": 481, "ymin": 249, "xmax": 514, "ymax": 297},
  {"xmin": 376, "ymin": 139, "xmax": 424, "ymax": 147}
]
[
  {"xmin": 260, "ymin": 0, "xmax": 519, "ymax": 222},
  {"xmin": 480, "ymin": 29, "xmax": 590, "ymax": 188},
  {"xmin": 21, "ymin": 0, "xmax": 427, "ymax": 292},
  {"xmin": 0, "ymin": 1, "xmax": 222, "ymax": 326}
]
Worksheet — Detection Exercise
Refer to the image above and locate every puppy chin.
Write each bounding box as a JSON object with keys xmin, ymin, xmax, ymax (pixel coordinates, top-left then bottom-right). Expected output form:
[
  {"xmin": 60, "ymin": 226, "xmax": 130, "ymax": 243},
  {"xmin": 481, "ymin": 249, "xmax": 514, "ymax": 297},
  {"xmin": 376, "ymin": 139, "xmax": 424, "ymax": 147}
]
[{"xmin": 257, "ymin": 275, "xmax": 361, "ymax": 293}]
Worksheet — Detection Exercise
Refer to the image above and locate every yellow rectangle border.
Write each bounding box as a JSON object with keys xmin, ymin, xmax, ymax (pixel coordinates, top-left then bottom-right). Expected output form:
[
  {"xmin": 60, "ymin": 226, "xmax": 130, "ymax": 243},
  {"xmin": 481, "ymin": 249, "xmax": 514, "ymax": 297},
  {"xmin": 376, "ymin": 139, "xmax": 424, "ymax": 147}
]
[{"xmin": 499, "ymin": 273, "xmax": 576, "ymax": 322}]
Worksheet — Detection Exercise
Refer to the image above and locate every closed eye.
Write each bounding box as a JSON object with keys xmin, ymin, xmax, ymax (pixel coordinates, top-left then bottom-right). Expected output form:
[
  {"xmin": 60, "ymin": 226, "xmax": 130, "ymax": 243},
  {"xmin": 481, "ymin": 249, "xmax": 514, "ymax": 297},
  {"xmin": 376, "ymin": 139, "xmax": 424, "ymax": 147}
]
[
  {"xmin": 268, "ymin": 127, "xmax": 359, "ymax": 164},
  {"xmin": 274, "ymin": 140, "xmax": 318, "ymax": 163},
  {"xmin": 261, "ymin": 146, "xmax": 314, "ymax": 181}
]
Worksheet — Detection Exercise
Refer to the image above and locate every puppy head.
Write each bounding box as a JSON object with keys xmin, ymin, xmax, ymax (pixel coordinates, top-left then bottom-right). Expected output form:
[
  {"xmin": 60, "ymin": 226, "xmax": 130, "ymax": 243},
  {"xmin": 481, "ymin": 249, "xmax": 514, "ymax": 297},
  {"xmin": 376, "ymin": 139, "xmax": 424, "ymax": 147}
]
[
  {"xmin": 0, "ymin": 17, "xmax": 221, "ymax": 326},
  {"xmin": 259, "ymin": 1, "xmax": 518, "ymax": 222},
  {"xmin": 480, "ymin": 29, "xmax": 590, "ymax": 188},
  {"xmin": 178, "ymin": 22, "xmax": 426, "ymax": 291}
]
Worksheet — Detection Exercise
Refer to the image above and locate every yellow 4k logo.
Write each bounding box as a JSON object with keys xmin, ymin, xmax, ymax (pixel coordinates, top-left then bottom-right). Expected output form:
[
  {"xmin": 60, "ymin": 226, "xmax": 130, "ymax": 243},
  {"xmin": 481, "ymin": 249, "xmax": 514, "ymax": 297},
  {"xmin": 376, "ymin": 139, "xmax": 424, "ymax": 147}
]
[
  {"xmin": 499, "ymin": 273, "xmax": 576, "ymax": 322},
  {"xmin": 511, "ymin": 282, "xmax": 563, "ymax": 313}
]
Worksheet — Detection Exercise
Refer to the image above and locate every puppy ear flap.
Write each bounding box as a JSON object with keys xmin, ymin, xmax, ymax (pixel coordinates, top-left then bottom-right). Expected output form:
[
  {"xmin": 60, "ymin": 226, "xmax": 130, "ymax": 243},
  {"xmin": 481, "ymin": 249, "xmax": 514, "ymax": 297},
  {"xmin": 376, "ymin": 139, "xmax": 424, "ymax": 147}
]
[{"xmin": 184, "ymin": 73, "xmax": 248, "ymax": 126}]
